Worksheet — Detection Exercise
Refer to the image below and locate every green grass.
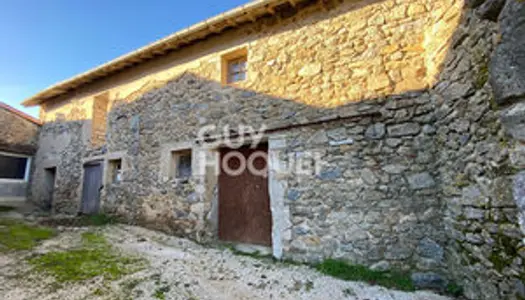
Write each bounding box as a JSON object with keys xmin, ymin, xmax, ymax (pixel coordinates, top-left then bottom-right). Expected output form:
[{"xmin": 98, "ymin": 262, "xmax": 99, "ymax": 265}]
[
  {"xmin": 81, "ymin": 213, "xmax": 118, "ymax": 226},
  {"xmin": 0, "ymin": 219, "xmax": 56, "ymax": 252},
  {"xmin": 315, "ymin": 259, "xmax": 415, "ymax": 291},
  {"xmin": 28, "ymin": 231, "xmax": 145, "ymax": 283},
  {"xmin": 446, "ymin": 282, "xmax": 463, "ymax": 297},
  {"xmin": 153, "ymin": 286, "xmax": 170, "ymax": 300}
]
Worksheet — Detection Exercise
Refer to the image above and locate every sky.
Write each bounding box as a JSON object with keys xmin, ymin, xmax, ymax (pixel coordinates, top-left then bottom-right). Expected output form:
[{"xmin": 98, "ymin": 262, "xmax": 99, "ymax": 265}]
[{"xmin": 0, "ymin": 0, "xmax": 248, "ymax": 117}]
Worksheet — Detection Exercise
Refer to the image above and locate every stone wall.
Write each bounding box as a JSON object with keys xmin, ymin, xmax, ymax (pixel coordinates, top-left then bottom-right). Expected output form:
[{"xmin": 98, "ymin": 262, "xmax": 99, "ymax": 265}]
[
  {"xmin": 98, "ymin": 75, "xmax": 445, "ymax": 280},
  {"xmin": 29, "ymin": 0, "xmax": 525, "ymax": 298},
  {"xmin": 433, "ymin": 0, "xmax": 525, "ymax": 299}
]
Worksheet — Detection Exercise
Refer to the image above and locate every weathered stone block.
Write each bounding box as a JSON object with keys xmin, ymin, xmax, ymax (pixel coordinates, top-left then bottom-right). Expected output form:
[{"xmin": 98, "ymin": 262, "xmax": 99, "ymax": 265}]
[
  {"xmin": 317, "ymin": 168, "xmax": 342, "ymax": 181},
  {"xmin": 364, "ymin": 123, "xmax": 386, "ymax": 140},
  {"xmin": 387, "ymin": 122, "xmax": 421, "ymax": 137},
  {"xmin": 287, "ymin": 189, "xmax": 302, "ymax": 201},
  {"xmin": 411, "ymin": 272, "xmax": 446, "ymax": 290},
  {"xmin": 298, "ymin": 63, "xmax": 322, "ymax": 77},
  {"xmin": 465, "ymin": 207, "xmax": 486, "ymax": 220},
  {"xmin": 383, "ymin": 164, "xmax": 408, "ymax": 174},
  {"xmin": 513, "ymin": 171, "xmax": 525, "ymax": 235},
  {"xmin": 462, "ymin": 186, "xmax": 490, "ymax": 207},
  {"xmin": 500, "ymin": 102, "xmax": 525, "ymax": 141},
  {"xmin": 490, "ymin": 177, "xmax": 516, "ymax": 207},
  {"xmin": 417, "ymin": 237, "xmax": 444, "ymax": 262},
  {"xmin": 407, "ymin": 172, "xmax": 435, "ymax": 190}
]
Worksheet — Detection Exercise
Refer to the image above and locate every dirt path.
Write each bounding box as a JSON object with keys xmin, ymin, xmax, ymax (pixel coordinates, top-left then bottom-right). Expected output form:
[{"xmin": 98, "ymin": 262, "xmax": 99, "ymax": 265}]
[{"xmin": 0, "ymin": 224, "xmax": 452, "ymax": 300}]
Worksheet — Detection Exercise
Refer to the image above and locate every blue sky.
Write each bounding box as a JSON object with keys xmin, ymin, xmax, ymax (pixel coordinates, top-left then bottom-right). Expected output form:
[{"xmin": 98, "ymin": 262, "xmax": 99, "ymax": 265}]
[{"xmin": 0, "ymin": 0, "xmax": 247, "ymax": 117}]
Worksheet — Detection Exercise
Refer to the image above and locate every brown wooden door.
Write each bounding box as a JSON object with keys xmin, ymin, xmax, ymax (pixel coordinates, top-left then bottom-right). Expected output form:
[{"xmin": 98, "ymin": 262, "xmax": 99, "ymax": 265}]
[{"xmin": 219, "ymin": 144, "xmax": 272, "ymax": 246}]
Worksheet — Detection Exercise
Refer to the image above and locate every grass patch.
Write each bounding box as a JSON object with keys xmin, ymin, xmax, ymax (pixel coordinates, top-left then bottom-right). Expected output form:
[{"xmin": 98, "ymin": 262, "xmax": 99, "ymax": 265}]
[
  {"xmin": 81, "ymin": 213, "xmax": 118, "ymax": 226},
  {"xmin": 153, "ymin": 286, "xmax": 170, "ymax": 300},
  {"xmin": 0, "ymin": 219, "xmax": 56, "ymax": 252},
  {"xmin": 225, "ymin": 244, "xmax": 273, "ymax": 260},
  {"xmin": 315, "ymin": 259, "xmax": 415, "ymax": 291},
  {"xmin": 446, "ymin": 282, "xmax": 463, "ymax": 297},
  {"xmin": 28, "ymin": 231, "xmax": 145, "ymax": 283}
]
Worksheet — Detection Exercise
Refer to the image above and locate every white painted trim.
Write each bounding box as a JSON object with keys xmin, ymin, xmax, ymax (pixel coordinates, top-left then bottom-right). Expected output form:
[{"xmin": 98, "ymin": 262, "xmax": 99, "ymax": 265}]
[
  {"xmin": 24, "ymin": 157, "xmax": 31, "ymax": 181},
  {"xmin": 268, "ymin": 135, "xmax": 290, "ymax": 259},
  {"xmin": 0, "ymin": 151, "xmax": 31, "ymax": 158}
]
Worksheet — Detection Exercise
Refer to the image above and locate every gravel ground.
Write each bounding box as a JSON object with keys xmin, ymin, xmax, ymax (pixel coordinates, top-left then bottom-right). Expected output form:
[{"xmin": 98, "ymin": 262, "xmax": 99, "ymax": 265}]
[{"xmin": 0, "ymin": 224, "xmax": 452, "ymax": 300}]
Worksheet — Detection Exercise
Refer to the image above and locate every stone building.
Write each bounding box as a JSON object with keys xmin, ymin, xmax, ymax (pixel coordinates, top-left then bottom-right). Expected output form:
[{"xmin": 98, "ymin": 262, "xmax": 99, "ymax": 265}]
[
  {"xmin": 0, "ymin": 102, "xmax": 41, "ymax": 205},
  {"xmin": 22, "ymin": 0, "xmax": 525, "ymax": 298}
]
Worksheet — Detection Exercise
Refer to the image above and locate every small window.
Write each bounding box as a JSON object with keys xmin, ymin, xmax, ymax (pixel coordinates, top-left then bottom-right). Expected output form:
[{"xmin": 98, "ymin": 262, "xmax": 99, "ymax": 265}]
[
  {"xmin": 109, "ymin": 159, "xmax": 122, "ymax": 183},
  {"xmin": 171, "ymin": 149, "xmax": 192, "ymax": 179},
  {"xmin": 0, "ymin": 154, "xmax": 29, "ymax": 180},
  {"xmin": 227, "ymin": 57, "xmax": 247, "ymax": 83},
  {"xmin": 222, "ymin": 48, "xmax": 248, "ymax": 84}
]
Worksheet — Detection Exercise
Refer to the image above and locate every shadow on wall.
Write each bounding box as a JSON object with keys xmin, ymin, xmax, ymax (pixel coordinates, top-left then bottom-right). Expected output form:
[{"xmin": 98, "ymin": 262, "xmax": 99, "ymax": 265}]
[
  {"xmin": 33, "ymin": 0, "xmax": 467, "ymax": 264},
  {"xmin": 39, "ymin": 0, "xmax": 462, "ymax": 125}
]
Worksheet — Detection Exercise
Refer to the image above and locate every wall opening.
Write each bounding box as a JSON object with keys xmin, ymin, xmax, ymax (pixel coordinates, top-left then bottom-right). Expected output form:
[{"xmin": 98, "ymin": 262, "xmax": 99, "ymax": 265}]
[
  {"xmin": 108, "ymin": 158, "xmax": 123, "ymax": 184},
  {"xmin": 170, "ymin": 149, "xmax": 193, "ymax": 180},
  {"xmin": 91, "ymin": 92, "xmax": 109, "ymax": 148},
  {"xmin": 43, "ymin": 167, "xmax": 56, "ymax": 211}
]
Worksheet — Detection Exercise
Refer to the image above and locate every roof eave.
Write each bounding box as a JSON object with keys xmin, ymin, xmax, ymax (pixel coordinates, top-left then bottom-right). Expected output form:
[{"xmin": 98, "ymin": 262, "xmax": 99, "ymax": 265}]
[{"xmin": 22, "ymin": 0, "xmax": 306, "ymax": 107}]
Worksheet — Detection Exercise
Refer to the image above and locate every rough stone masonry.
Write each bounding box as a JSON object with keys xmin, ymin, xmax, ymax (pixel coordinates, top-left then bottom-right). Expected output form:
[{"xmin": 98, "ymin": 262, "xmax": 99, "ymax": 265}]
[{"xmin": 25, "ymin": 0, "xmax": 525, "ymax": 299}]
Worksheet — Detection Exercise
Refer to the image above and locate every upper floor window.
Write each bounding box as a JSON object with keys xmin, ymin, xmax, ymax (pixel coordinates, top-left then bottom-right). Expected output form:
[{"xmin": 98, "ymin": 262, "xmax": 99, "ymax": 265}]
[
  {"xmin": 222, "ymin": 48, "xmax": 248, "ymax": 84},
  {"xmin": 227, "ymin": 57, "xmax": 247, "ymax": 83}
]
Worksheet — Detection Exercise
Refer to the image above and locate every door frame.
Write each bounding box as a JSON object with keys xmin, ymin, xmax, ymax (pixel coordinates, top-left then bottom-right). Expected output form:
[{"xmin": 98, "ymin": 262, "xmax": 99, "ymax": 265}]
[{"xmin": 217, "ymin": 143, "xmax": 272, "ymax": 246}]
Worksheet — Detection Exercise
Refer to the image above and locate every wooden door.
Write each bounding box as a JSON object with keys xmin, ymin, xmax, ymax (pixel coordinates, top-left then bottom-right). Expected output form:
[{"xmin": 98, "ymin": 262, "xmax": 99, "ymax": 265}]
[
  {"xmin": 219, "ymin": 144, "xmax": 272, "ymax": 246},
  {"xmin": 81, "ymin": 162, "xmax": 103, "ymax": 214}
]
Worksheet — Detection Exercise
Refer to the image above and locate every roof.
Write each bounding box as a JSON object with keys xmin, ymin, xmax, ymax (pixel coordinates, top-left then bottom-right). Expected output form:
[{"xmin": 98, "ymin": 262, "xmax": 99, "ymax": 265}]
[
  {"xmin": 22, "ymin": 0, "xmax": 314, "ymax": 107},
  {"xmin": 0, "ymin": 102, "xmax": 42, "ymax": 125}
]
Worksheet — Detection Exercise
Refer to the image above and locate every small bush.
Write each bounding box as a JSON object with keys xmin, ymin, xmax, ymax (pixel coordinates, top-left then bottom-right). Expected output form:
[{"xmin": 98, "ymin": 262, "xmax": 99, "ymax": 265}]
[{"xmin": 315, "ymin": 259, "xmax": 415, "ymax": 291}]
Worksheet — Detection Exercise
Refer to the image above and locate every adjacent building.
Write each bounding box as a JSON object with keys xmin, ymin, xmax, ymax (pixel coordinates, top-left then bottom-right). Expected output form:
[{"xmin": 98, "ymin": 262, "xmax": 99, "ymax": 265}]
[{"xmin": 0, "ymin": 102, "xmax": 41, "ymax": 205}]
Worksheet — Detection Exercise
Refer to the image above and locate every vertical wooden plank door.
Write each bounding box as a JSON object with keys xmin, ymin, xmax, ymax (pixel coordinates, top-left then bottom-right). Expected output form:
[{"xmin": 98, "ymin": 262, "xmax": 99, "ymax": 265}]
[
  {"xmin": 81, "ymin": 162, "xmax": 103, "ymax": 214},
  {"xmin": 219, "ymin": 144, "xmax": 272, "ymax": 246}
]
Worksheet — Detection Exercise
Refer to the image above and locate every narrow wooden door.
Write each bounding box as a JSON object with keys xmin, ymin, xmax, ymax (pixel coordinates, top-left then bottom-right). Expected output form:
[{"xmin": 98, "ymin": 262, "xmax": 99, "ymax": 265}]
[
  {"xmin": 81, "ymin": 162, "xmax": 103, "ymax": 214},
  {"xmin": 219, "ymin": 144, "xmax": 272, "ymax": 246}
]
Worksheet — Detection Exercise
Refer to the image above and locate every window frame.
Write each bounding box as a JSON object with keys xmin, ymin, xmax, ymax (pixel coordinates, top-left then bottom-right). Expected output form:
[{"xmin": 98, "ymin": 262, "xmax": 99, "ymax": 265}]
[
  {"xmin": 221, "ymin": 48, "xmax": 248, "ymax": 85},
  {"xmin": 0, "ymin": 151, "xmax": 31, "ymax": 182},
  {"xmin": 108, "ymin": 158, "xmax": 123, "ymax": 184},
  {"xmin": 170, "ymin": 149, "xmax": 193, "ymax": 180}
]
